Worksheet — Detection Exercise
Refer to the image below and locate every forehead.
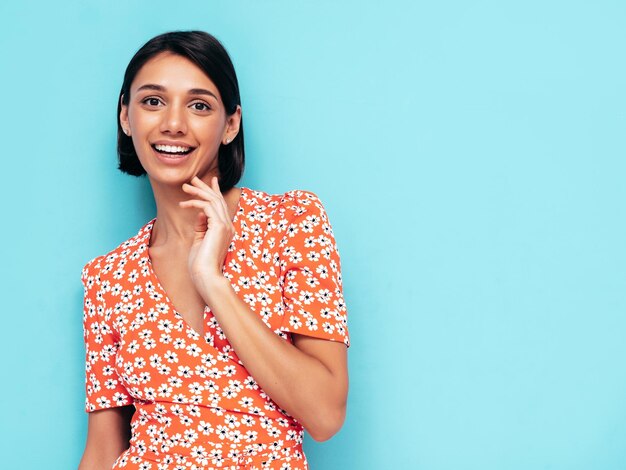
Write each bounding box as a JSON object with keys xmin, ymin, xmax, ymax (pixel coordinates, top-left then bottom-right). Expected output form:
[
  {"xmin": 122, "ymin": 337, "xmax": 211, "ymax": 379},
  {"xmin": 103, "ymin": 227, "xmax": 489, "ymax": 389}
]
[{"xmin": 131, "ymin": 52, "xmax": 220, "ymax": 96}]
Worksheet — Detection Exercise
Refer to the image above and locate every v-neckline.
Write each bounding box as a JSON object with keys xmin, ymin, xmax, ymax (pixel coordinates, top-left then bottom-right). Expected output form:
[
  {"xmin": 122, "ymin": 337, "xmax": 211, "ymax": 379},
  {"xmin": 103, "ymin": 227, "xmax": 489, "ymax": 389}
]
[{"xmin": 142, "ymin": 186, "xmax": 248, "ymax": 339}]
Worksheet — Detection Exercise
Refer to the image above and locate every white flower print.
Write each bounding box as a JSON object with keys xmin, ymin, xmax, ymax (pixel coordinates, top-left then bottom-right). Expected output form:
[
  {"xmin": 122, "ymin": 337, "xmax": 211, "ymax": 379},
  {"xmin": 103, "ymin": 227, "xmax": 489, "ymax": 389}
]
[{"xmin": 81, "ymin": 187, "xmax": 349, "ymax": 469}]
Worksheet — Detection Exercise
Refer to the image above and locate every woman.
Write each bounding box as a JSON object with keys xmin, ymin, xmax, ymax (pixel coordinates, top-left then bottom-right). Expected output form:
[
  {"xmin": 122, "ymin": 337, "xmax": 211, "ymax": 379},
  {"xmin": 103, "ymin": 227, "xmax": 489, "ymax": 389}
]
[{"xmin": 78, "ymin": 31, "xmax": 350, "ymax": 470}]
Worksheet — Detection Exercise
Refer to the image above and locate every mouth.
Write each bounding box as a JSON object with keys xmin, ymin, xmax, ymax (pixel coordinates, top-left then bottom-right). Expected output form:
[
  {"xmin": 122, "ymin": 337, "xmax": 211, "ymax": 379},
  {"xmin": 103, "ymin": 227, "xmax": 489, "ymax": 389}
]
[{"xmin": 151, "ymin": 143, "xmax": 196, "ymax": 157}]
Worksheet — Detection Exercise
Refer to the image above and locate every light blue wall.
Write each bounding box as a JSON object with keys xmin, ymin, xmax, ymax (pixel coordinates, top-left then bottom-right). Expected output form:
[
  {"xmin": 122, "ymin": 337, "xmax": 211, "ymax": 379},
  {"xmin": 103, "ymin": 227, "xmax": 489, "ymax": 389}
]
[{"xmin": 1, "ymin": 1, "xmax": 625, "ymax": 468}]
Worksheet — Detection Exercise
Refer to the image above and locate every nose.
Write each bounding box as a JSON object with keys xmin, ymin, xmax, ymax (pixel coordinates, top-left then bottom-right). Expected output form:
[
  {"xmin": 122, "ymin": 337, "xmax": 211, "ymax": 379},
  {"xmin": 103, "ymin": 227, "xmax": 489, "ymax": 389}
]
[{"xmin": 159, "ymin": 101, "xmax": 187, "ymax": 135}]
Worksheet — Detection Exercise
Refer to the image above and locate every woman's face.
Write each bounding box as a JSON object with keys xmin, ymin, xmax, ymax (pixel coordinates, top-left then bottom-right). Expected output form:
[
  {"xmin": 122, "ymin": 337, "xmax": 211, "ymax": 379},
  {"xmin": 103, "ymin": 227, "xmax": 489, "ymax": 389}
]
[{"xmin": 120, "ymin": 52, "xmax": 240, "ymax": 186}]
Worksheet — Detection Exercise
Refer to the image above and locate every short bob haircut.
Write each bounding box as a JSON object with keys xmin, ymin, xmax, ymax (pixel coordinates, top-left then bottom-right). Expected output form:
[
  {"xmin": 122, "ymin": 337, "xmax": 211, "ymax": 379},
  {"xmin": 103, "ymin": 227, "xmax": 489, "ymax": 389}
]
[{"xmin": 117, "ymin": 30, "xmax": 244, "ymax": 192}]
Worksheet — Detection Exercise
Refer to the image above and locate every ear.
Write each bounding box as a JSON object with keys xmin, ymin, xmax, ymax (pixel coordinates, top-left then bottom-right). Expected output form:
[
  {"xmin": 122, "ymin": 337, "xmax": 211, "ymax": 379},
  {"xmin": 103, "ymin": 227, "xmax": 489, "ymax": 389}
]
[
  {"xmin": 222, "ymin": 105, "xmax": 242, "ymax": 144},
  {"xmin": 119, "ymin": 94, "xmax": 130, "ymax": 134}
]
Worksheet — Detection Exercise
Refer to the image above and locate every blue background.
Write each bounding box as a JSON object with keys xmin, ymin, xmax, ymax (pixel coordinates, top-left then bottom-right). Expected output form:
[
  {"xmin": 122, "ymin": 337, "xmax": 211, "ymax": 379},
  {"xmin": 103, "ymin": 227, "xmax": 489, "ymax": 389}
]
[{"xmin": 1, "ymin": 1, "xmax": 625, "ymax": 469}]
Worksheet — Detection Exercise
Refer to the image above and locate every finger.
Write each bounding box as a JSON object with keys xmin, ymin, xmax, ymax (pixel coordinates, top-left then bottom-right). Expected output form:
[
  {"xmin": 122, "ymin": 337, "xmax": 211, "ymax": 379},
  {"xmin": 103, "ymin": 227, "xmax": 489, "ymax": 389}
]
[
  {"xmin": 179, "ymin": 199, "xmax": 228, "ymax": 226},
  {"xmin": 182, "ymin": 184, "xmax": 228, "ymax": 224},
  {"xmin": 193, "ymin": 210, "xmax": 207, "ymax": 234},
  {"xmin": 191, "ymin": 175, "xmax": 217, "ymax": 194},
  {"xmin": 182, "ymin": 183, "xmax": 208, "ymax": 201},
  {"xmin": 186, "ymin": 177, "xmax": 226, "ymax": 209},
  {"xmin": 188, "ymin": 176, "xmax": 230, "ymax": 222},
  {"xmin": 211, "ymin": 176, "xmax": 230, "ymax": 218},
  {"xmin": 191, "ymin": 175, "xmax": 225, "ymax": 204},
  {"xmin": 183, "ymin": 180, "xmax": 220, "ymax": 202}
]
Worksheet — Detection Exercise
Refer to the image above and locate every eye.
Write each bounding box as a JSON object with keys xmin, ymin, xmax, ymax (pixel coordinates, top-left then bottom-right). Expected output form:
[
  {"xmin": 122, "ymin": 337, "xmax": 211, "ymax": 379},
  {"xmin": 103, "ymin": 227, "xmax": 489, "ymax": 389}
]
[
  {"xmin": 141, "ymin": 97, "xmax": 162, "ymax": 107},
  {"xmin": 191, "ymin": 102, "xmax": 211, "ymax": 111}
]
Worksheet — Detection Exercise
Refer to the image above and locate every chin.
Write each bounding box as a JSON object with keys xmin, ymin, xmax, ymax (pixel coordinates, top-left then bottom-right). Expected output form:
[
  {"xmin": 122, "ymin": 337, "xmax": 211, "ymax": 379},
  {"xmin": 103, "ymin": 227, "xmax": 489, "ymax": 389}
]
[{"xmin": 146, "ymin": 167, "xmax": 196, "ymax": 186}]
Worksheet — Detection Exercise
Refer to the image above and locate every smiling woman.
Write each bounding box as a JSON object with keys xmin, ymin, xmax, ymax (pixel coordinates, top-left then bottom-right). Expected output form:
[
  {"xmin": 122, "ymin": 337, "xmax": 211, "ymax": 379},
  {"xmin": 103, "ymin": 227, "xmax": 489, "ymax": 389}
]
[
  {"xmin": 78, "ymin": 31, "xmax": 350, "ymax": 470},
  {"xmin": 121, "ymin": 52, "xmax": 241, "ymax": 185}
]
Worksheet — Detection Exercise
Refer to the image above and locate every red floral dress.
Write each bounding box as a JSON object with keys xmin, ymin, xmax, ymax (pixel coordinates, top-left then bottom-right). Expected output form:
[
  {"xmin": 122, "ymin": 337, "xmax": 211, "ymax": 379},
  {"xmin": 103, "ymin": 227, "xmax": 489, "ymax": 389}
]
[{"xmin": 81, "ymin": 187, "xmax": 350, "ymax": 469}]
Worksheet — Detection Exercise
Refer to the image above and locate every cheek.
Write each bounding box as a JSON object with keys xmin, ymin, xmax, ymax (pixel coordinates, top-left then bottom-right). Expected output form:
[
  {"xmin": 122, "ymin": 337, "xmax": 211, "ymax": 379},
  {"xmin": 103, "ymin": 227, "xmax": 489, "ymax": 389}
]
[
  {"xmin": 130, "ymin": 110, "xmax": 159, "ymax": 131},
  {"xmin": 190, "ymin": 117, "xmax": 225, "ymax": 138}
]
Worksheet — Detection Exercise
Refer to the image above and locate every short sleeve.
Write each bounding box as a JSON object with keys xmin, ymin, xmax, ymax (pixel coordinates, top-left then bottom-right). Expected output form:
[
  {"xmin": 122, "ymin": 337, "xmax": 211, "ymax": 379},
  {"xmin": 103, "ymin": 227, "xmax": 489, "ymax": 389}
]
[
  {"xmin": 81, "ymin": 256, "xmax": 133, "ymax": 412},
  {"xmin": 278, "ymin": 191, "xmax": 350, "ymax": 347}
]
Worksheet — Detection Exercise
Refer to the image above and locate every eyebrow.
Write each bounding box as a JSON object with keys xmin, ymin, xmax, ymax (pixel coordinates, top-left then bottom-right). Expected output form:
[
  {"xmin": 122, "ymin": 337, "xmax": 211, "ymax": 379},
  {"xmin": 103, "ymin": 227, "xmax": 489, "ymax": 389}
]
[{"xmin": 136, "ymin": 84, "xmax": 218, "ymax": 100}]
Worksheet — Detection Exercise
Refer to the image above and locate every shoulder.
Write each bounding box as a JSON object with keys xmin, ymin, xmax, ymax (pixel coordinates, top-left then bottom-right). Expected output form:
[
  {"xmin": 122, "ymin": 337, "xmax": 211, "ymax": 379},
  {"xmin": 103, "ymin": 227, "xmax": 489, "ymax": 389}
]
[
  {"xmin": 280, "ymin": 189, "xmax": 326, "ymax": 215},
  {"xmin": 80, "ymin": 253, "xmax": 107, "ymax": 285},
  {"xmin": 241, "ymin": 187, "xmax": 328, "ymax": 223},
  {"xmin": 80, "ymin": 219, "xmax": 153, "ymax": 287},
  {"xmin": 249, "ymin": 189, "xmax": 339, "ymax": 251}
]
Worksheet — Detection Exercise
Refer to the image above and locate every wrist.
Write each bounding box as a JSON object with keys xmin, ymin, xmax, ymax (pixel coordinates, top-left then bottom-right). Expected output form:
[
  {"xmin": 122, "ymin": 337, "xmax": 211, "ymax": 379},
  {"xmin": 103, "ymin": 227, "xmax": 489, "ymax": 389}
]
[{"xmin": 193, "ymin": 272, "xmax": 233, "ymax": 306}]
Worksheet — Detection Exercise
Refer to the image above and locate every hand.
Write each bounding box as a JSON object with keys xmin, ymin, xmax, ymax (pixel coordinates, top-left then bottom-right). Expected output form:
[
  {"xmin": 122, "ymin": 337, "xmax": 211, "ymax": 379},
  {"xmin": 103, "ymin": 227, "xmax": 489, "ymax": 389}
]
[{"xmin": 179, "ymin": 175, "xmax": 235, "ymax": 284}]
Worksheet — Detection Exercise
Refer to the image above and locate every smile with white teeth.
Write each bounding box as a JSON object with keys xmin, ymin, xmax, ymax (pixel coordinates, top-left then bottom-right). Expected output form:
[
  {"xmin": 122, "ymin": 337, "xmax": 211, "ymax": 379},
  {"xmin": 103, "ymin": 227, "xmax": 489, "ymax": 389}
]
[{"xmin": 153, "ymin": 144, "xmax": 193, "ymax": 155}]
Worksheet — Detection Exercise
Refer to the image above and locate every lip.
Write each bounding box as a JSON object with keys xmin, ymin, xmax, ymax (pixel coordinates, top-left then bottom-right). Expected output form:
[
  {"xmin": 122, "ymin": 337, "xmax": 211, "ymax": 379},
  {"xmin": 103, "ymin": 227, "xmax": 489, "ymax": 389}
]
[
  {"xmin": 152, "ymin": 140, "xmax": 196, "ymax": 148},
  {"xmin": 151, "ymin": 144, "xmax": 195, "ymax": 165}
]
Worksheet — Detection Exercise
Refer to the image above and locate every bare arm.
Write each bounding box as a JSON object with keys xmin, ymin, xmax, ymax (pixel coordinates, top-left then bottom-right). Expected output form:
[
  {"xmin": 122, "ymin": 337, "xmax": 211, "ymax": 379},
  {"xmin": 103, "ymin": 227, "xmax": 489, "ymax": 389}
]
[
  {"xmin": 199, "ymin": 276, "xmax": 349, "ymax": 442},
  {"xmin": 181, "ymin": 177, "xmax": 349, "ymax": 441},
  {"xmin": 78, "ymin": 405, "xmax": 134, "ymax": 470}
]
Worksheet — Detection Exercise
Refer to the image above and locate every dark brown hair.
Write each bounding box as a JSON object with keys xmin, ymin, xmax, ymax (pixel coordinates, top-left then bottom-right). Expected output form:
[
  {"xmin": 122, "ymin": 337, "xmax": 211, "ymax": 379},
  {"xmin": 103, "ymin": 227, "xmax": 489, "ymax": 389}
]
[{"xmin": 117, "ymin": 30, "xmax": 244, "ymax": 191}]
